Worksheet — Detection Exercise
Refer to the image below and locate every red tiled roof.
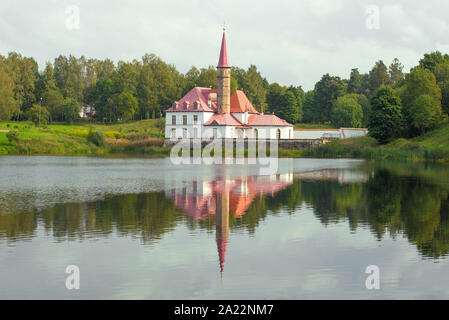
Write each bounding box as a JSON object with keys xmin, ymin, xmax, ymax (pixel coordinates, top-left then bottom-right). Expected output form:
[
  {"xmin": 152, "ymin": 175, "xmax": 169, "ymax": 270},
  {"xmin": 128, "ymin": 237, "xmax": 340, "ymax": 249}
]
[
  {"xmin": 247, "ymin": 114, "xmax": 293, "ymax": 127},
  {"xmin": 204, "ymin": 113, "xmax": 243, "ymax": 126},
  {"xmin": 217, "ymin": 31, "xmax": 230, "ymax": 68},
  {"xmin": 230, "ymin": 90, "xmax": 259, "ymax": 114},
  {"xmin": 165, "ymin": 87, "xmax": 217, "ymax": 112}
]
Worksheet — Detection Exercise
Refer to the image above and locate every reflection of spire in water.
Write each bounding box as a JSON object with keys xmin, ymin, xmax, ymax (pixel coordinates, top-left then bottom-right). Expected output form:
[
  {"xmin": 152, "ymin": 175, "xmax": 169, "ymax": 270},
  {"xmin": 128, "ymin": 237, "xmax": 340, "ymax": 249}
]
[
  {"xmin": 216, "ymin": 192, "xmax": 229, "ymax": 275},
  {"xmin": 165, "ymin": 172, "xmax": 294, "ymax": 275}
]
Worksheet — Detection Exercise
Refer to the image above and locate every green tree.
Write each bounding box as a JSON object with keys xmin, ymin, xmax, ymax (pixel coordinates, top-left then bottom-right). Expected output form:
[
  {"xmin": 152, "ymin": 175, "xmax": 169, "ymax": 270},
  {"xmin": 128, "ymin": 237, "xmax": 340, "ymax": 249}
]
[
  {"xmin": 368, "ymin": 86, "xmax": 404, "ymax": 144},
  {"xmin": 42, "ymin": 88, "xmax": 64, "ymax": 122},
  {"xmin": 331, "ymin": 95, "xmax": 363, "ymax": 128},
  {"xmin": 388, "ymin": 58, "xmax": 404, "ymax": 87},
  {"xmin": 27, "ymin": 104, "xmax": 49, "ymax": 128},
  {"xmin": 313, "ymin": 74, "xmax": 346, "ymax": 123},
  {"xmin": 107, "ymin": 91, "xmax": 138, "ymax": 121},
  {"xmin": 348, "ymin": 68, "xmax": 362, "ymax": 94},
  {"xmin": 433, "ymin": 63, "xmax": 449, "ymax": 115},
  {"xmin": 368, "ymin": 60, "xmax": 389, "ymax": 95},
  {"xmin": 418, "ymin": 51, "xmax": 449, "ymax": 72},
  {"xmin": 277, "ymin": 91, "xmax": 298, "ymax": 124},
  {"xmin": 61, "ymin": 98, "xmax": 81, "ymax": 122},
  {"xmin": 0, "ymin": 64, "xmax": 19, "ymax": 121},
  {"xmin": 409, "ymin": 95, "xmax": 442, "ymax": 134},
  {"xmin": 266, "ymin": 83, "xmax": 285, "ymax": 114},
  {"xmin": 401, "ymin": 68, "xmax": 442, "ymax": 133},
  {"xmin": 302, "ymin": 91, "xmax": 315, "ymax": 123}
]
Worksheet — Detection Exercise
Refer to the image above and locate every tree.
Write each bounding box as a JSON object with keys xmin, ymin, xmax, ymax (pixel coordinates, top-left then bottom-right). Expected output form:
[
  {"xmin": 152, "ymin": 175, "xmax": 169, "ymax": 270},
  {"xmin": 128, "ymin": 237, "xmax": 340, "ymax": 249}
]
[
  {"xmin": 233, "ymin": 65, "xmax": 266, "ymax": 110},
  {"xmin": 388, "ymin": 58, "xmax": 404, "ymax": 87},
  {"xmin": 0, "ymin": 64, "xmax": 19, "ymax": 121},
  {"xmin": 433, "ymin": 63, "xmax": 449, "ymax": 115},
  {"xmin": 331, "ymin": 95, "xmax": 363, "ymax": 128},
  {"xmin": 136, "ymin": 63, "xmax": 157, "ymax": 119},
  {"xmin": 302, "ymin": 91, "xmax": 315, "ymax": 123},
  {"xmin": 418, "ymin": 51, "xmax": 449, "ymax": 72},
  {"xmin": 277, "ymin": 91, "xmax": 298, "ymax": 124},
  {"xmin": 368, "ymin": 86, "xmax": 404, "ymax": 144},
  {"xmin": 348, "ymin": 68, "xmax": 362, "ymax": 94},
  {"xmin": 61, "ymin": 98, "xmax": 81, "ymax": 122},
  {"xmin": 409, "ymin": 95, "xmax": 442, "ymax": 135},
  {"xmin": 313, "ymin": 74, "xmax": 346, "ymax": 123},
  {"xmin": 400, "ymin": 68, "xmax": 442, "ymax": 131},
  {"xmin": 6, "ymin": 52, "xmax": 38, "ymax": 117},
  {"xmin": 27, "ymin": 104, "xmax": 49, "ymax": 128},
  {"xmin": 107, "ymin": 91, "xmax": 137, "ymax": 121},
  {"xmin": 42, "ymin": 88, "xmax": 64, "ymax": 122},
  {"xmin": 266, "ymin": 83, "xmax": 285, "ymax": 114},
  {"xmin": 286, "ymin": 85, "xmax": 304, "ymax": 122},
  {"xmin": 368, "ymin": 60, "xmax": 389, "ymax": 96}
]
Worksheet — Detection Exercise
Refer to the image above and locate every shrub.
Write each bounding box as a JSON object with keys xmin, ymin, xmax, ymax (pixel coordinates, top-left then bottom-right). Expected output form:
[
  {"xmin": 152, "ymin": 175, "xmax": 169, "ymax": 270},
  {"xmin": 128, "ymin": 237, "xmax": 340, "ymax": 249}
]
[
  {"xmin": 6, "ymin": 130, "xmax": 19, "ymax": 145},
  {"xmin": 87, "ymin": 129, "xmax": 105, "ymax": 147}
]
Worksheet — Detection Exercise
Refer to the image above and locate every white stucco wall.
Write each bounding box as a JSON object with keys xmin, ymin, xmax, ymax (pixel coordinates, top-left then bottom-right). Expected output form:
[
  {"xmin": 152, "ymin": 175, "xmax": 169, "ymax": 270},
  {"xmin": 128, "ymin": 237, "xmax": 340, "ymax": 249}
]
[
  {"xmin": 165, "ymin": 111, "xmax": 215, "ymax": 139},
  {"xmin": 340, "ymin": 128, "xmax": 368, "ymax": 139},
  {"xmin": 166, "ymin": 111, "xmax": 294, "ymax": 139},
  {"xmin": 294, "ymin": 130, "xmax": 341, "ymax": 140}
]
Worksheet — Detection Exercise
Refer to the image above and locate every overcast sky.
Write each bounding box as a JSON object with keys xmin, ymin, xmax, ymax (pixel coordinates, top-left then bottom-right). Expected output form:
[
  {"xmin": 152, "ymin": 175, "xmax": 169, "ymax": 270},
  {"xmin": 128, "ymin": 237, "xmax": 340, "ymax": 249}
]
[{"xmin": 1, "ymin": 0, "xmax": 449, "ymax": 90}]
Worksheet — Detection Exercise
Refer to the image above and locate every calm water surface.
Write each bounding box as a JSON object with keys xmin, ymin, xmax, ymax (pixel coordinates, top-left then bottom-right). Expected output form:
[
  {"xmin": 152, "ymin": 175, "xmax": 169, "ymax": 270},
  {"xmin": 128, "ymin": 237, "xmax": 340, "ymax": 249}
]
[{"xmin": 0, "ymin": 156, "xmax": 449, "ymax": 299}]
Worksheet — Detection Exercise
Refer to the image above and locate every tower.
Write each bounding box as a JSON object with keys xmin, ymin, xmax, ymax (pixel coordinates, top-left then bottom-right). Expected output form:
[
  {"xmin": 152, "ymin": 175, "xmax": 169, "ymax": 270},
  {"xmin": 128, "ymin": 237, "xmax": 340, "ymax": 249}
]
[{"xmin": 217, "ymin": 29, "xmax": 231, "ymax": 114}]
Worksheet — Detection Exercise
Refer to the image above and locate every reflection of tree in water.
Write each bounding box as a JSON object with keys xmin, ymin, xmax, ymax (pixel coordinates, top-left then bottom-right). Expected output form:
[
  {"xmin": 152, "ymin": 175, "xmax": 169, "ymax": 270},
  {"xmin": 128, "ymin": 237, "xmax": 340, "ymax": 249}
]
[{"xmin": 1, "ymin": 165, "xmax": 449, "ymax": 259}]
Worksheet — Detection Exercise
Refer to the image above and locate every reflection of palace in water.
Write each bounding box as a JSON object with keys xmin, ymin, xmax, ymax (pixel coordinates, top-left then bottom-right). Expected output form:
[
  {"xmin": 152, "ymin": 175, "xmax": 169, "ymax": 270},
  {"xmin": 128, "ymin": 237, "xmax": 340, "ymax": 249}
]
[{"xmin": 165, "ymin": 173, "xmax": 294, "ymax": 275}]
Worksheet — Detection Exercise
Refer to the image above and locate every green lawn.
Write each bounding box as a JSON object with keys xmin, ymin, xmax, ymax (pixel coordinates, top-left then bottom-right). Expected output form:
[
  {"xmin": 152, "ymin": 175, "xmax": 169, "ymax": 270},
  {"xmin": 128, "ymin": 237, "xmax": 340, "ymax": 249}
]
[{"xmin": 0, "ymin": 120, "xmax": 167, "ymax": 156}]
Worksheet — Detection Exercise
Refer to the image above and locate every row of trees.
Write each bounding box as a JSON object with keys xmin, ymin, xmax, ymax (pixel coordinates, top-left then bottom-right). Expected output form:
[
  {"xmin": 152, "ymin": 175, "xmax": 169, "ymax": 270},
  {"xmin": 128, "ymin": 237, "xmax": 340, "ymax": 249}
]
[
  {"xmin": 265, "ymin": 52, "xmax": 448, "ymax": 143},
  {"xmin": 0, "ymin": 50, "xmax": 448, "ymax": 142},
  {"xmin": 0, "ymin": 52, "xmax": 269, "ymax": 125}
]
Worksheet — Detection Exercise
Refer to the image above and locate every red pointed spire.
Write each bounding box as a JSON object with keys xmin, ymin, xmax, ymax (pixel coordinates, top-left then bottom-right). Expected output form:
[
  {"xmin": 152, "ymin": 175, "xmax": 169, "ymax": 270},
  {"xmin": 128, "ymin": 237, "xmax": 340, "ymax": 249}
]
[{"xmin": 217, "ymin": 29, "xmax": 230, "ymax": 68}]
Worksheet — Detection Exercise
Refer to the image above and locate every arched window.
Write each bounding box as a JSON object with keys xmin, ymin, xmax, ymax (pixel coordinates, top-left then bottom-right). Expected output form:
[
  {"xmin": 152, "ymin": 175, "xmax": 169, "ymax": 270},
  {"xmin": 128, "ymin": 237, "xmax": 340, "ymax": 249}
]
[{"xmin": 276, "ymin": 129, "xmax": 281, "ymax": 139}]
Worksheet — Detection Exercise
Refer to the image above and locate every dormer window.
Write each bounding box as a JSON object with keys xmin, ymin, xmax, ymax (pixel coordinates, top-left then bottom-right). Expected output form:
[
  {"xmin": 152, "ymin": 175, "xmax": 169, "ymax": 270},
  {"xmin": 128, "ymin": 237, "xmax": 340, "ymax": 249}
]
[
  {"xmin": 183, "ymin": 101, "xmax": 190, "ymax": 110},
  {"xmin": 194, "ymin": 101, "xmax": 200, "ymax": 110},
  {"xmin": 172, "ymin": 102, "xmax": 179, "ymax": 110}
]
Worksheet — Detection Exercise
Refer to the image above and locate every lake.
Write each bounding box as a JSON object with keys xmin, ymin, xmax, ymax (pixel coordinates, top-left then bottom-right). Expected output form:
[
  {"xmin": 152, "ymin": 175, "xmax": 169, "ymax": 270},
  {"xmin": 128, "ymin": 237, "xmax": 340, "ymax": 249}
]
[{"xmin": 0, "ymin": 156, "xmax": 448, "ymax": 299}]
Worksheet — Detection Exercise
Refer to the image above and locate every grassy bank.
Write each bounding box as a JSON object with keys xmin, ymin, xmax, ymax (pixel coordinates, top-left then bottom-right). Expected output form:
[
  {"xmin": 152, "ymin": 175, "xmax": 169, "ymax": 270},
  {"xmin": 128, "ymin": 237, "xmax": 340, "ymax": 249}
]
[
  {"xmin": 0, "ymin": 120, "xmax": 171, "ymax": 157},
  {"xmin": 302, "ymin": 120, "xmax": 449, "ymax": 163}
]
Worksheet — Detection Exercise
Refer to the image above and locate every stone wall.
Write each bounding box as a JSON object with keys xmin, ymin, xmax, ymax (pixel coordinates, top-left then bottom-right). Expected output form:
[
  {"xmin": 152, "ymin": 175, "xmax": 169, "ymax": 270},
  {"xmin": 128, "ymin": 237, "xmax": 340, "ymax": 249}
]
[{"xmin": 164, "ymin": 139, "xmax": 323, "ymax": 149}]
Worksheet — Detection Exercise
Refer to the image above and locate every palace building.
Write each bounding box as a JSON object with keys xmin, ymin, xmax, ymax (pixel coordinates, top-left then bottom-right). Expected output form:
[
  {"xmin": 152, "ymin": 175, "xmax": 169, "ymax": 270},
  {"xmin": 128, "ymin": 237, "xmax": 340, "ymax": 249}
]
[{"xmin": 165, "ymin": 30, "xmax": 294, "ymax": 140}]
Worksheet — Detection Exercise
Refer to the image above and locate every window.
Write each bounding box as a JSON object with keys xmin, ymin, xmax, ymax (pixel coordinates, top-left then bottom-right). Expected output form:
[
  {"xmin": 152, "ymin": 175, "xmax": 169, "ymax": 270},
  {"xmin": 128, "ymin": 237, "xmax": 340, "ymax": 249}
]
[
  {"xmin": 183, "ymin": 128, "xmax": 187, "ymax": 138},
  {"xmin": 194, "ymin": 128, "xmax": 198, "ymax": 139},
  {"xmin": 276, "ymin": 129, "xmax": 281, "ymax": 139},
  {"xmin": 213, "ymin": 128, "xmax": 218, "ymax": 139},
  {"xmin": 254, "ymin": 128, "xmax": 258, "ymax": 139},
  {"xmin": 171, "ymin": 128, "xmax": 176, "ymax": 139},
  {"xmin": 193, "ymin": 115, "xmax": 198, "ymax": 124},
  {"xmin": 183, "ymin": 115, "xmax": 187, "ymax": 125},
  {"xmin": 172, "ymin": 115, "xmax": 176, "ymax": 125}
]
